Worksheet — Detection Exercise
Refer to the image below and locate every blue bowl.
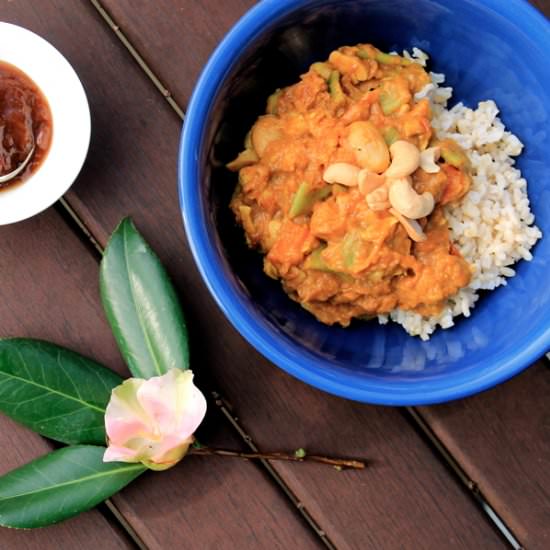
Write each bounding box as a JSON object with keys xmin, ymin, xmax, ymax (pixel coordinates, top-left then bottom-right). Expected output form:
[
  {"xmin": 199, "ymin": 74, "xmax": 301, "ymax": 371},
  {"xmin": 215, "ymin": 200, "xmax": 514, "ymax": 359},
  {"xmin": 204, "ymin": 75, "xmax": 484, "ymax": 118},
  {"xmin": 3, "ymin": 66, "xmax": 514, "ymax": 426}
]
[{"xmin": 179, "ymin": 0, "xmax": 550, "ymax": 405}]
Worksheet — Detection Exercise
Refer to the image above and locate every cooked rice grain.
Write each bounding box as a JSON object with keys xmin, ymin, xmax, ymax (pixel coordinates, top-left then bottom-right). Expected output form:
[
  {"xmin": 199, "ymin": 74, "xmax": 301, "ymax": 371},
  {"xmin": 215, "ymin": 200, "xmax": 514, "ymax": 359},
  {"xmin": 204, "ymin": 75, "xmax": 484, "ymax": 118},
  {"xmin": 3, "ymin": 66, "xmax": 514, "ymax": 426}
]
[{"xmin": 378, "ymin": 60, "xmax": 542, "ymax": 340}]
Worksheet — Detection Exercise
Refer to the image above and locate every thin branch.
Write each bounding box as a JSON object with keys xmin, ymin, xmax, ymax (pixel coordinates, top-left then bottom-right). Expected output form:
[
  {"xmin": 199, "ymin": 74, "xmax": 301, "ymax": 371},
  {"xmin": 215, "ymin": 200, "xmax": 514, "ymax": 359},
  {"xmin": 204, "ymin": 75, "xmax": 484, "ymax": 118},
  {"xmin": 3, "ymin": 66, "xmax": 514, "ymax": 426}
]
[{"xmin": 189, "ymin": 446, "xmax": 366, "ymax": 470}]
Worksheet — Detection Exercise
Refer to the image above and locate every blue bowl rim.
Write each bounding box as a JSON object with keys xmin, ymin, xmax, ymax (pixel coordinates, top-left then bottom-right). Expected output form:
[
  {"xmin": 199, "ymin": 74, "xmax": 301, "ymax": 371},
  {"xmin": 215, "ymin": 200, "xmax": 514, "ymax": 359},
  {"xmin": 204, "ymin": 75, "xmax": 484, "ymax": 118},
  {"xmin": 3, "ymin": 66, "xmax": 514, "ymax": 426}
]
[{"xmin": 179, "ymin": 0, "xmax": 550, "ymax": 405}]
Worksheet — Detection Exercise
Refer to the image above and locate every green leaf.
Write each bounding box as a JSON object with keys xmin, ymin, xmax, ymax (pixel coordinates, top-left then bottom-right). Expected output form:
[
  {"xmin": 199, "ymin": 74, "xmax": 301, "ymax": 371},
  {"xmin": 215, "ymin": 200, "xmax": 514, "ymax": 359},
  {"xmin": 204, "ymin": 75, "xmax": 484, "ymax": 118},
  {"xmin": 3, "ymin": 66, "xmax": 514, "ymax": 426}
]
[
  {"xmin": 0, "ymin": 446, "xmax": 145, "ymax": 528},
  {"xmin": 100, "ymin": 217, "xmax": 190, "ymax": 379},
  {"xmin": 0, "ymin": 339, "xmax": 122, "ymax": 445}
]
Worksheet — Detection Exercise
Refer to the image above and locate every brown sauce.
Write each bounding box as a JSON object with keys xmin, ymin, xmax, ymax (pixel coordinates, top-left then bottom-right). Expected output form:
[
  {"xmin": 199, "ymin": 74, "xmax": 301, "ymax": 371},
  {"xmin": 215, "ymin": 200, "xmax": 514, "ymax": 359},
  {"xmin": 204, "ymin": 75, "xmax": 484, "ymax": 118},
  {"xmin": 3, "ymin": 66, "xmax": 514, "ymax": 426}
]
[{"xmin": 0, "ymin": 60, "xmax": 52, "ymax": 190}]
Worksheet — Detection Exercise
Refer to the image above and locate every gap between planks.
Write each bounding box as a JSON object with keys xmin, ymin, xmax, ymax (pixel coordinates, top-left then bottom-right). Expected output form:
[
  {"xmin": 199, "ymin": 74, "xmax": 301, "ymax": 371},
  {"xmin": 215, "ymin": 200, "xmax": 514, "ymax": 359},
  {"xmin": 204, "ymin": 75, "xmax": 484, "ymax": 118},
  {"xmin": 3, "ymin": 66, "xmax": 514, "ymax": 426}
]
[
  {"xmin": 57, "ymin": 196, "xmax": 335, "ymax": 548},
  {"xmin": 64, "ymin": 1, "xmax": 527, "ymax": 548},
  {"xmin": 405, "ymin": 408, "xmax": 524, "ymax": 550},
  {"xmin": 62, "ymin": 2, "xmax": 337, "ymax": 548},
  {"xmin": 102, "ymin": 499, "xmax": 149, "ymax": 550}
]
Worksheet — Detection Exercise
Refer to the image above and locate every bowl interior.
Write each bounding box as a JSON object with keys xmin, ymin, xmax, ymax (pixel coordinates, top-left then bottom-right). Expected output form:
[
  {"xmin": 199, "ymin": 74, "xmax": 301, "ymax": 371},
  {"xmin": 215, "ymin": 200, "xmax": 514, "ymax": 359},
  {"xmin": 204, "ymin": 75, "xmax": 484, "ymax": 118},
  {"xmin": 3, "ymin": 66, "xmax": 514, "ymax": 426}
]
[{"xmin": 182, "ymin": 0, "xmax": 550, "ymax": 404}]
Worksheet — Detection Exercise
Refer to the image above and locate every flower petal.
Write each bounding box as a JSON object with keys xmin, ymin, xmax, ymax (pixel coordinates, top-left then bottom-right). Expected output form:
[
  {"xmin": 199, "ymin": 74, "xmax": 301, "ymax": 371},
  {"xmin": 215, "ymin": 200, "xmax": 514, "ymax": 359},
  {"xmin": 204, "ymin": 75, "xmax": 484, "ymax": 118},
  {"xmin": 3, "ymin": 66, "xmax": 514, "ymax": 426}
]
[
  {"xmin": 173, "ymin": 371, "xmax": 207, "ymax": 437},
  {"xmin": 103, "ymin": 444, "xmax": 142, "ymax": 463},
  {"xmin": 105, "ymin": 378, "xmax": 151, "ymax": 444},
  {"xmin": 105, "ymin": 417, "xmax": 151, "ymax": 445},
  {"xmin": 136, "ymin": 369, "xmax": 182, "ymax": 433},
  {"xmin": 103, "ymin": 369, "xmax": 207, "ymax": 470}
]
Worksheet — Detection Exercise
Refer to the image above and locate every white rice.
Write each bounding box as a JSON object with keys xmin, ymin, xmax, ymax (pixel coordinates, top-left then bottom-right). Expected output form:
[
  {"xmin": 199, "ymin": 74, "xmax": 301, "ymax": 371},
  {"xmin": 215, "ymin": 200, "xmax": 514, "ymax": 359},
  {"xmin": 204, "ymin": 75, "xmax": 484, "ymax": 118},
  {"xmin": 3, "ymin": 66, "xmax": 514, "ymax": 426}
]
[{"xmin": 378, "ymin": 51, "xmax": 542, "ymax": 340}]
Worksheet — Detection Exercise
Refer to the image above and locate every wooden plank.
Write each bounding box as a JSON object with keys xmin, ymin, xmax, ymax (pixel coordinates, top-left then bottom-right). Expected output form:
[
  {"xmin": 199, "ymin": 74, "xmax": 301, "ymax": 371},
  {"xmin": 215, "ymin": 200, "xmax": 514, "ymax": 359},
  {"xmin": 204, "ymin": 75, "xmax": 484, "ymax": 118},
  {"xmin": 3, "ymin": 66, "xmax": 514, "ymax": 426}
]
[
  {"xmin": 0, "ymin": 207, "xmax": 318, "ymax": 549},
  {"xmin": 111, "ymin": 405, "xmax": 322, "ymax": 550},
  {"xmin": 0, "ymin": 8, "xmax": 322, "ymax": 549},
  {"xmin": 0, "ymin": 212, "xmax": 133, "ymax": 550},
  {"xmin": 0, "ymin": 420, "xmax": 132, "ymax": 550},
  {"xmin": 92, "ymin": 0, "xmax": 256, "ymax": 111},
  {"xmin": 95, "ymin": 1, "xmax": 550, "ymax": 547},
  {"xmin": 418, "ymin": 362, "xmax": 550, "ymax": 549},
  {"xmin": 8, "ymin": 1, "xmax": 509, "ymax": 547}
]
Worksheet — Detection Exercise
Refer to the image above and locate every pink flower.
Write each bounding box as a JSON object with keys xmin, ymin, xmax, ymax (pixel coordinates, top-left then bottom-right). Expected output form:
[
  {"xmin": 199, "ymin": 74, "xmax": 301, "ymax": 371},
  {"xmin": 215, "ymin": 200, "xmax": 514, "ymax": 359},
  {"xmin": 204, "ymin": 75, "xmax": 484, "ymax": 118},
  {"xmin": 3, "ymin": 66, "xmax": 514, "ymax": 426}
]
[{"xmin": 103, "ymin": 369, "xmax": 207, "ymax": 471}]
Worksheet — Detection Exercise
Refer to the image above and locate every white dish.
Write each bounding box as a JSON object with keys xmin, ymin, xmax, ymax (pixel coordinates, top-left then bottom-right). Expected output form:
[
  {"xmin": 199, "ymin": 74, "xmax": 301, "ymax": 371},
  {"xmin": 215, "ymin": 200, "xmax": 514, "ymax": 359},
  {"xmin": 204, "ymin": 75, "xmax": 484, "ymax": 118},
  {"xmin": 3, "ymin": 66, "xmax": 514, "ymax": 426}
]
[{"xmin": 0, "ymin": 22, "xmax": 90, "ymax": 225}]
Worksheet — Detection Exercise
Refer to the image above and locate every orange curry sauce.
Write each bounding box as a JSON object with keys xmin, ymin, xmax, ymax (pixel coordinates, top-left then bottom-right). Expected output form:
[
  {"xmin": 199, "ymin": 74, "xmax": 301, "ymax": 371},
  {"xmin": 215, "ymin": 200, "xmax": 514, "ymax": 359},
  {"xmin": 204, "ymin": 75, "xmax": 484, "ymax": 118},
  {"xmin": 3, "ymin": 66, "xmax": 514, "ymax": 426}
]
[{"xmin": 228, "ymin": 44, "xmax": 472, "ymax": 327}]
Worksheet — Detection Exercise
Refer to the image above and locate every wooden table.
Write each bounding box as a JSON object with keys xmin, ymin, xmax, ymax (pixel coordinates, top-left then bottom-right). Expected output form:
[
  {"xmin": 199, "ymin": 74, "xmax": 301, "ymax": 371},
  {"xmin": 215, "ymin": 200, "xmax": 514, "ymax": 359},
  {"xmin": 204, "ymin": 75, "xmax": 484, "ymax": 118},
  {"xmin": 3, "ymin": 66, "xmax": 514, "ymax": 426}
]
[{"xmin": 1, "ymin": 1, "xmax": 548, "ymax": 548}]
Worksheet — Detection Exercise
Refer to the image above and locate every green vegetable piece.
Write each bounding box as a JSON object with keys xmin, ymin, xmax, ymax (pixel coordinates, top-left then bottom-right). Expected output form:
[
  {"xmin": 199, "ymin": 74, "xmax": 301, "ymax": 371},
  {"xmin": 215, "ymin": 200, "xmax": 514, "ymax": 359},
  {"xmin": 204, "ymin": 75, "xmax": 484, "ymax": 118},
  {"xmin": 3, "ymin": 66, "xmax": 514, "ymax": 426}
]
[
  {"xmin": 226, "ymin": 149, "xmax": 259, "ymax": 171},
  {"xmin": 294, "ymin": 448, "xmax": 307, "ymax": 458},
  {"xmin": 305, "ymin": 249, "xmax": 354, "ymax": 281},
  {"xmin": 244, "ymin": 130, "xmax": 253, "ymax": 149},
  {"xmin": 357, "ymin": 48, "xmax": 411, "ymax": 66},
  {"xmin": 0, "ymin": 339, "xmax": 123, "ymax": 445},
  {"xmin": 311, "ymin": 62, "xmax": 332, "ymax": 80},
  {"xmin": 315, "ymin": 187, "xmax": 332, "ymax": 201},
  {"xmin": 100, "ymin": 218, "xmax": 190, "ymax": 380},
  {"xmin": 375, "ymin": 51, "xmax": 402, "ymax": 65},
  {"xmin": 328, "ymin": 70, "xmax": 345, "ymax": 104},
  {"xmin": 376, "ymin": 51, "xmax": 412, "ymax": 66},
  {"xmin": 306, "ymin": 247, "xmax": 332, "ymax": 272},
  {"xmin": 266, "ymin": 89, "xmax": 282, "ymax": 115},
  {"xmin": 441, "ymin": 144, "xmax": 468, "ymax": 168},
  {"xmin": 342, "ymin": 232, "xmax": 360, "ymax": 268},
  {"xmin": 306, "ymin": 247, "xmax": 330, "ymax": 271},
  {"xmin": 382, "ymin": 127, "xmax": 400, "ymax": 145},
  {"xmin": 380, "ymin": 90, "xmax": 403, "ymax": 115},
  {"xmin": 289, "ymin": 182, "xmax": 310, "ymax": 218},
  {"xmin": 0, "ymin": 446, "xmax": 145, "ymax": 528},
  {"xmin": 289, "ymin": 182, "xmax": 330, "ymax": 218}
]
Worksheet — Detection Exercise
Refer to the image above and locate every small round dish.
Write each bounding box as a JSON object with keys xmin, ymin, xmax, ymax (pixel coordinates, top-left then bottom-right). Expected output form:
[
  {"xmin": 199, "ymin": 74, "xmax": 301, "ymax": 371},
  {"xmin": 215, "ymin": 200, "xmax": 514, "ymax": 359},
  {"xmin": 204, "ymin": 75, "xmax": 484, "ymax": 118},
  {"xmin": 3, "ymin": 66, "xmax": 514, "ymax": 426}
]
[{"xmin": 0, "ymin": 22, "xmax": 90, "ymax": 225}]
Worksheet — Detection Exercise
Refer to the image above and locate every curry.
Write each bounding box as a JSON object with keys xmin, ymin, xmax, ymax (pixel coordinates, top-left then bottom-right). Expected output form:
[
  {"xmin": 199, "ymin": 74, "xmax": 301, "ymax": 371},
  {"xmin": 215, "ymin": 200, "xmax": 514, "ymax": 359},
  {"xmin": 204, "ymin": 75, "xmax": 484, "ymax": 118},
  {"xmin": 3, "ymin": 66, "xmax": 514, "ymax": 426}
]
[{"xmin": 227, "ymin": 44, "xmax": 472, "ymax": 327}]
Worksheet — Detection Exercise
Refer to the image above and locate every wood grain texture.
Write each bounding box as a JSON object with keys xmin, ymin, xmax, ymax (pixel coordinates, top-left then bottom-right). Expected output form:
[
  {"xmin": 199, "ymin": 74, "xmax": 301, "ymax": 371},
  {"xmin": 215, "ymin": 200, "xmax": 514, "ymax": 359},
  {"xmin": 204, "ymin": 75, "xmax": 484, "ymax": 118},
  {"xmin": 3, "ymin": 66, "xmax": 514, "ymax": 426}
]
[
  {"xmin": 96, "ymin": 1, "xmax": 550, "ymax": 547},
  {"xmin": 530, "ymin": 0, "xmax": 550, "ymax": 13},
  {"xmin": 7, "ymin": 1, "xmax": 511, "ymax": 547},
  {"xmin": 111, "ymin": 401, "xmax": 322, "ymax": 550},
  {"xmin": 0, "ymin": 6, "xmax": 320, "ymax": 550},
  {"xmin": 96, "ymin": 0, "xmax": 256, "ymax": 111},
  {"xmin": 0, "ymin": 212, "xmax": 133, "ymax": 550},
  {"xmin": 418, "ymin": 362, "xmax": 550, "ymax": 549},
  {"xmin": 0, "ymin": 210, "xmax": 319, "ymax": 549}
]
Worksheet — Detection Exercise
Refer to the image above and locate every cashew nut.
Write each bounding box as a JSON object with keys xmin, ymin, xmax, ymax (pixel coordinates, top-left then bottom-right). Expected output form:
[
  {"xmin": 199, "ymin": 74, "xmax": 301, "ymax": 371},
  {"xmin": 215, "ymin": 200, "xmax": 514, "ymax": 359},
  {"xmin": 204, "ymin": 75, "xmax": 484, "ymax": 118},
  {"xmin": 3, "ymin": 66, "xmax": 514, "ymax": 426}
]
[
  {"xmin": 420, "ymin": 146, "xmax": 441, "ymax": 174},
  {"xmin": 358, "ymin": 169, "xmax": 386, "ymax": 195},
  {"xmin": 366, "ymin": 186, "xmax": 390, "ymax": 211},
  {"xmin": 389, "ymin": 208, "xmax": 427, "ymax": 242},
  {"xmin": 346, "ymin": 121, "xmax": 390, "ymax": 173},
  {"xmin": 388, "ymin": 176, "xmax": 434, "ymax": 219},
  {"xmin": 323, "ymin": 163, "xmax": 360, "ymax": 186},
  {"xmin": 251, "ymin": 115, "xmax": 283, "ymax": 157},
  {"xmin": 384, "ymin": 140, "xmax": 420, "ymax": 178}
]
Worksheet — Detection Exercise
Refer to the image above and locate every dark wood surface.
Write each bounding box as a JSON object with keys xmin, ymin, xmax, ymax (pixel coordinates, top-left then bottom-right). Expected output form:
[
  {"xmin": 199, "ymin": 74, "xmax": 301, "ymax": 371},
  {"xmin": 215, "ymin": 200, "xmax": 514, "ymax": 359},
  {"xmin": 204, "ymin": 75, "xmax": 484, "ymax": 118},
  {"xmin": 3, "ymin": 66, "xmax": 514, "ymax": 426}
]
[
  {"xmin": 0, "ymin": 212, "xmax": 134, "ymax": 550},
  {"xmin": 418, "ymin": 361, "xmax": 550, "ymax": 550},
  {"xmin": 45, "ymin": 1, "xmax": 504, "ymax": 547},
  {"xmin": 0, "ymin": 0, "xmax": 548, "ymax": 548}
]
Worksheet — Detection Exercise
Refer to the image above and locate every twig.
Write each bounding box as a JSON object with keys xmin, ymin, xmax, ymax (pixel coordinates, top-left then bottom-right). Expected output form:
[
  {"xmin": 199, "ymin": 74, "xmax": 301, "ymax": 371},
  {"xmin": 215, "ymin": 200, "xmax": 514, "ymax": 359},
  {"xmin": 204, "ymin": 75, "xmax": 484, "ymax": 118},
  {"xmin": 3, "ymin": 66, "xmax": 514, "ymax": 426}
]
[{"xmin": 189, "ymin": 446, "xmax": 366, "ymax": 470}]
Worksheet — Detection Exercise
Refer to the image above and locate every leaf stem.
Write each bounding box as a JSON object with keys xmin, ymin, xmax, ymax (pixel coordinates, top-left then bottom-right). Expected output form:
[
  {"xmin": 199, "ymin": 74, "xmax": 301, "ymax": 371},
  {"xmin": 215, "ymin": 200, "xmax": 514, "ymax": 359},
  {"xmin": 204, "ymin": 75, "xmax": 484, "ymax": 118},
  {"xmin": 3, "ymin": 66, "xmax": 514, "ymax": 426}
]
[{"xmin": 188, "ymin": 447, "xmax": 366, "ymax": 470}]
